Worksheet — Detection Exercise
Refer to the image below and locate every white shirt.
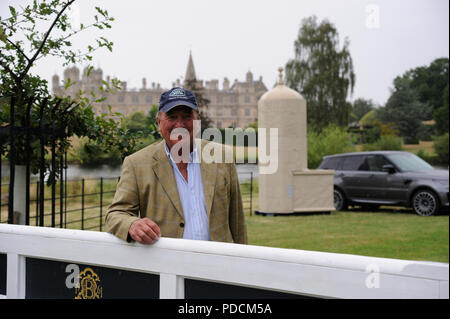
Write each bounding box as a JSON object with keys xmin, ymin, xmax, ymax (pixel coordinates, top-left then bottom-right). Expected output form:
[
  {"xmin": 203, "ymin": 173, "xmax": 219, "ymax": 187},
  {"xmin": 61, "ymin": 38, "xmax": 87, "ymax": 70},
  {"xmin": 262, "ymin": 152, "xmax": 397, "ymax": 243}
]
[{"xmin": 164, "ymin": 141, "xmax": 210, "ymax": 241}]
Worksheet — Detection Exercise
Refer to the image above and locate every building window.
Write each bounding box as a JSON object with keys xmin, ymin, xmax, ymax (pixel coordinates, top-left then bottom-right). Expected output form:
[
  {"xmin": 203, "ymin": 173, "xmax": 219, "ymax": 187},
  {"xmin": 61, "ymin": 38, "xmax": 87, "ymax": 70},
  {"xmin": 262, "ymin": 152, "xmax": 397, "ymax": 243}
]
[
  {"xmin": 118, "ymin": 95, "xmax": 125, "ymax": 103},
  {"xmin": 132, "ymin": 95, "xmax": 139, "ymax": 104},
  {"xmin": 231, "ymin": 109, "xmax": 237, "ymax": 116},
  {"xmin": 216, "ymin": 108, "xmax": 223, "ymax": 116},
  {"xmin": 245, "ymin": 108, "xmax": 250, "ymax": 116},
  {"xmin": 217, "ymin": 121, "xmax": 222, "ymax": 129},
  {"xmin": 146, "ymin": 95, "xmax": 152, "ymax": 104},
  {"xmin": 245, "ymin": 95, "xmax": 250, "ymax": 103},
  {"xmin": 216, "ymin": 95, "xmax": 223, "ymax": 104}
]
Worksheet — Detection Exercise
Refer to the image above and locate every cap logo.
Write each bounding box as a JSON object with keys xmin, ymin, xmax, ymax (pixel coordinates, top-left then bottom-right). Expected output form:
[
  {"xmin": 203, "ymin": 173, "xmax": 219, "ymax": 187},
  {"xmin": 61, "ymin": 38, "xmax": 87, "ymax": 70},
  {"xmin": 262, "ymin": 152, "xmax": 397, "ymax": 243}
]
[{"xmin": 169, "ymin": 88, "xmax": 186, "ymax": 97}]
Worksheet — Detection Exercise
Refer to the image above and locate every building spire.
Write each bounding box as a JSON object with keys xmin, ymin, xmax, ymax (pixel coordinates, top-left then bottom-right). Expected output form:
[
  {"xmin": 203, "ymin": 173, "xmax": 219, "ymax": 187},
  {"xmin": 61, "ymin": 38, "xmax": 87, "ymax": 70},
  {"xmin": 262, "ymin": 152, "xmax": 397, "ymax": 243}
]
[{"xmin": 184, "ymin": 50, "xmax": 197, "ymax": 82}]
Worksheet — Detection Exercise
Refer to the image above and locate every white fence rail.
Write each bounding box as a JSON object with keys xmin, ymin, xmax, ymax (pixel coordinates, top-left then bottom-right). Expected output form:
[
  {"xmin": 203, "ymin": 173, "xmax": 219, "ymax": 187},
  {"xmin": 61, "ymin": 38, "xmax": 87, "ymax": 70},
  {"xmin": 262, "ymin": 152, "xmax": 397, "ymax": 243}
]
[{"xmin": 0, "ymin": 224, "xmax": 448, "ymax": 299}]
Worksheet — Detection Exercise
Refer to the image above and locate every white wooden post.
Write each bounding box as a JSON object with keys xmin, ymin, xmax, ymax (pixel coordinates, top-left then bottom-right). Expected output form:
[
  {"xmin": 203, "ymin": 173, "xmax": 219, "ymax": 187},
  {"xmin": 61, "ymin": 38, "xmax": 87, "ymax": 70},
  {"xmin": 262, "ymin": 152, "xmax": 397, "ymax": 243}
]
[
  {"xmin": 159, "ymin": 273, "xmax": 184, "ymax": 299},
  {"xmin": 6, "ymin": 253, "xmax": 26, "ymax": 299}
]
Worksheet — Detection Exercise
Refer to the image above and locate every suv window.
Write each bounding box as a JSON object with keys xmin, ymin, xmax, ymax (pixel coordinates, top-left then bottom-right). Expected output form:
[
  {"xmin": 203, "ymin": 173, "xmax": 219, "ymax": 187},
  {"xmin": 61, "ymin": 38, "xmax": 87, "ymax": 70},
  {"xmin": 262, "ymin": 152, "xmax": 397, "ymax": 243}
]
[
  {"xmin": 366, "ymin": 155, "xmax": 390, "ymax": 171},
  {"xmin": 320, "ymin": 157, "xmax": 343, "ymax": 170},
  {"xmin": 341, "ymin": 155, "xmax": 366, "ymax": 171}
]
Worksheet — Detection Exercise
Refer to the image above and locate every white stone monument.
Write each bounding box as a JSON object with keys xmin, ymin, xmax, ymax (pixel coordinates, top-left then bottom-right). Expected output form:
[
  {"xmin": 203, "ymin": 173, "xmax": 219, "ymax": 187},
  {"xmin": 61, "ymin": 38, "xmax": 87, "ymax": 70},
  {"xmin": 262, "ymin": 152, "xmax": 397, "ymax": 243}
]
[{"xmin": 256, "ymin": 67, "xmax": 335, "ymax": 215}]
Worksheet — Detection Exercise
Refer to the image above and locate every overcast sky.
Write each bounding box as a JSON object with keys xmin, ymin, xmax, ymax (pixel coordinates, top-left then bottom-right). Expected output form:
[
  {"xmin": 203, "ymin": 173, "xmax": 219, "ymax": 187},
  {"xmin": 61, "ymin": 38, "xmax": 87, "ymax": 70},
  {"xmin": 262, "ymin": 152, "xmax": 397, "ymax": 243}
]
[{"xmin": 1, "ymin": 0, "xmax": 449, "ymax": 106}]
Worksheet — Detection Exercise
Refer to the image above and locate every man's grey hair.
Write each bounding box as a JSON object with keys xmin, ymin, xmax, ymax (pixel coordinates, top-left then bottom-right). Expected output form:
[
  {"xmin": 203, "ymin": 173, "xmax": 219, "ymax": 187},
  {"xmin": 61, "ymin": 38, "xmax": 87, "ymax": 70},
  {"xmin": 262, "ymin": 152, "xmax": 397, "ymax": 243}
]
[{"xmin": 156, "ymin": 109, "xmax": 200, "ymax": 123}]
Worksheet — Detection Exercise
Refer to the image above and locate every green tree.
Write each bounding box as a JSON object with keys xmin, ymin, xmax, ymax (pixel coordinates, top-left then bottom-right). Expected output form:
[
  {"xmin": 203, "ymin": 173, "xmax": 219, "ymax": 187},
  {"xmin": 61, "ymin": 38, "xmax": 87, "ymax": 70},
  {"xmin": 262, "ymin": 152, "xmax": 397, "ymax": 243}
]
[
  {"xmin": 407, "ymin": 58, "xmax": 449, "ymax": 116},
  {"xmin": 71, "ymin": 137, "xmax": 122, "ymax": 167},
  {"xmin": 433, "ymin": 133, "xmax": 449, "ymax": 165},
  {"xmin": 350, "ymin": 98, "xmax": 374, "ymax": 122},
  {"xmin": 393, "ymin": 58, "xmax": 449, "ymax": 135},
  {"xmin": 434, "ymin": 84, "xmax": 449, "ymax": 134},
  {"xmin": 124, "ymin": 111, "xmax": 148, "ymax": 134},
  {"xmin": 285, "ymin": 16, "xmax": 355, "ymax": 131},
  {"xmin": 0, "ymin": 1, "xmax": 140, "ymax": 177},
  {"xmin": 378, "ymin": 77, "xmax": 427, "ymax": 144},
  {"xmin": 145, "ymin": 104, "xmax": 160, "ymax": 139}
]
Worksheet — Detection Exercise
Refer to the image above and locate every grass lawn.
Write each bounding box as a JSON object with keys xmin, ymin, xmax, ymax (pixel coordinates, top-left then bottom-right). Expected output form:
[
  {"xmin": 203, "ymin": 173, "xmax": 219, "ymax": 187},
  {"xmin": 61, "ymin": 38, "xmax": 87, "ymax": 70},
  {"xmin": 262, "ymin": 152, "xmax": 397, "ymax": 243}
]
[
  {"xmin": 403, "ymin": 141, "xmax": 435, "ymax": 154},
  {"xmin": 355, "ymin": 141, "xmax": 435, "ymax": 154},
  {"xmin": 245, "ymin": 209, "xmax": 449, "ymax": 263}
]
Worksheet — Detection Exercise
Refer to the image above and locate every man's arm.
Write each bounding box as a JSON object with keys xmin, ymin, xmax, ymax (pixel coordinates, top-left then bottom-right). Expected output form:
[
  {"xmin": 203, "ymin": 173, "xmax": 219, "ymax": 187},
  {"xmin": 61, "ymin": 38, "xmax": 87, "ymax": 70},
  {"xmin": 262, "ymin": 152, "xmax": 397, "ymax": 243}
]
[
  {"xmin": 105, "ymin": 156, "xmax": 160, "ymax": 244},
  {"xmin": 105, "ymin": 156, "xmax": 141, "ymax": 241},
  {"xmin": 228, "ymin": 163, "xmax": 248, "ymax": 244}
]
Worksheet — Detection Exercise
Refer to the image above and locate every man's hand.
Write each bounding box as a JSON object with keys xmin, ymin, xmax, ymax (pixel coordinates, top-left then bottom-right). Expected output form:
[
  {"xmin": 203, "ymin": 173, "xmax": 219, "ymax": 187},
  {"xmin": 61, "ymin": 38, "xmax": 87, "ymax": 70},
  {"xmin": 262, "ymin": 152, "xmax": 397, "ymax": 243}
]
[{"xmin": 129, "ymin": 218, "xmax": 161, "ymax": 244}]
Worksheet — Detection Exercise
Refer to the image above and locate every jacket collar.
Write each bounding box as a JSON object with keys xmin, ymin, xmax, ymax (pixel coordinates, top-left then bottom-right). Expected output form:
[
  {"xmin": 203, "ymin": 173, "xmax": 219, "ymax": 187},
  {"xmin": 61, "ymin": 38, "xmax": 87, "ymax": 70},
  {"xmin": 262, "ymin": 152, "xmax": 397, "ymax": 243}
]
[{"xmin": 151, "ymin": 139, "xmax": 217, "ymax": 221}]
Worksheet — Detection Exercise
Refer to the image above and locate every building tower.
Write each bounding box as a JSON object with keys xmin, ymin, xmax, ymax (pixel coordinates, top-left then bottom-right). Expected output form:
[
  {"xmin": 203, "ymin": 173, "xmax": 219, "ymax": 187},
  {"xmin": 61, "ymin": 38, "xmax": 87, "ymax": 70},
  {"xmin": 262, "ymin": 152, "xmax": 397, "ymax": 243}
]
[{"xmin": 184, "ymin": 51, "xmax": 197, "ymax": 83}]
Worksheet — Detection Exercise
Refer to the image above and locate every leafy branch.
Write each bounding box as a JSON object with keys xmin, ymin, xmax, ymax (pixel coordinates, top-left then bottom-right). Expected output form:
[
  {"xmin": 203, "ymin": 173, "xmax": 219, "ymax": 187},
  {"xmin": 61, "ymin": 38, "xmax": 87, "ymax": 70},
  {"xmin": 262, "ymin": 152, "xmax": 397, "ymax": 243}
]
[{"xmin": 0, "ymin": 1, "xmax": 143, "ymax": 180}]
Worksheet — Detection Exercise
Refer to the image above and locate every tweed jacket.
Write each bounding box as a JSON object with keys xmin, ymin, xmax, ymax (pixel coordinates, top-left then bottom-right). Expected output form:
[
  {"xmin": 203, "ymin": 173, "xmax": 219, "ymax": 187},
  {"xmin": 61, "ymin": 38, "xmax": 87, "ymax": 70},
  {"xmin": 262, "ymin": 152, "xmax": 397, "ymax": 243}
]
[{"xmin": 105, "ymin": 139, "xmax": 248, "ymax": 244}]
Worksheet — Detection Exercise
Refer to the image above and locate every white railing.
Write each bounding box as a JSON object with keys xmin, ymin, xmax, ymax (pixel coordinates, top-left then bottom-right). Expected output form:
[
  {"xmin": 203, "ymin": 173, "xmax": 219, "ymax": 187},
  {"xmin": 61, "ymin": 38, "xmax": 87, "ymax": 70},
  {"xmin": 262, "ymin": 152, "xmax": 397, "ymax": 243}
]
[{"xmin": 0, "ymin": 223, "xmax": 448, "ymax": 299}]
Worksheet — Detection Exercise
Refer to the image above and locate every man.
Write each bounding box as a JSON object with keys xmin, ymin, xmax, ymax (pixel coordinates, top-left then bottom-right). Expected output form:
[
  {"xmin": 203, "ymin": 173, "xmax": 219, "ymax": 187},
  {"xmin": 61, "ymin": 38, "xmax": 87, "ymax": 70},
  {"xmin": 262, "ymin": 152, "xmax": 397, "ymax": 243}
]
[{"xmin": 105, "ymin": 87, "xmax": 247, "ymax": 245}]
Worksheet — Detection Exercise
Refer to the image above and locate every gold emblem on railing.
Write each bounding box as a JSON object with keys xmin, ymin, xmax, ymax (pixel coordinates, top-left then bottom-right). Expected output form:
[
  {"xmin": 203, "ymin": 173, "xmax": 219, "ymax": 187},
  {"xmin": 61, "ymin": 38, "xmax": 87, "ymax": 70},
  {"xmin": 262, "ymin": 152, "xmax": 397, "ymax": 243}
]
[{"xmin": 74, "ymin": 267, "xmax": 103, "ymax": 299}]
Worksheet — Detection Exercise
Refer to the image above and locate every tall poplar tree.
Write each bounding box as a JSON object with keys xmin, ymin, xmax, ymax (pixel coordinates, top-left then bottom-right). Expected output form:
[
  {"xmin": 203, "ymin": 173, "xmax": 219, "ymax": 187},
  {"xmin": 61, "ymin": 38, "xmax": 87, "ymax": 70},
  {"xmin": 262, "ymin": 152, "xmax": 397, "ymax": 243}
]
[{"xmin": 285, "ymin": 16, "xmax": 355, "ymax": 131}]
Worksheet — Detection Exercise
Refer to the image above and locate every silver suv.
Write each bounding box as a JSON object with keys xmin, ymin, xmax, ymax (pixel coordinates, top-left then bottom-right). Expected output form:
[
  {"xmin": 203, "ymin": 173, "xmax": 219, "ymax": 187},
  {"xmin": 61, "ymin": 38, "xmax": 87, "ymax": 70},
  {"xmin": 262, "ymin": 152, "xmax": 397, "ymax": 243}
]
[{"xmin": 318, "ymin": 151, "xmax": 449, "ymax": 216}]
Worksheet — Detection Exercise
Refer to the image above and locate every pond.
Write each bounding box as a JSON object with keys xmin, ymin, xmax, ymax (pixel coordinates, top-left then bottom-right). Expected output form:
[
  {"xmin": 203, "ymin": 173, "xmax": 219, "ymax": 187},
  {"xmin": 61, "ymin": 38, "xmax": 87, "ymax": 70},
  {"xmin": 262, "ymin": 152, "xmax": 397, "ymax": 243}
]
[{"xmin": 1, "ymin": 164, "xmax": 259, "ymax": 183}]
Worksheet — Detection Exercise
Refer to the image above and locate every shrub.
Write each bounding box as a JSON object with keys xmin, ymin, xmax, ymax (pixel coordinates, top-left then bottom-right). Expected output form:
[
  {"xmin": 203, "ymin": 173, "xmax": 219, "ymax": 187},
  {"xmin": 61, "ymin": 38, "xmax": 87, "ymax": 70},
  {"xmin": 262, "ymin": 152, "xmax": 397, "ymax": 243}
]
[
  {"xmin": 417, "ymin": 124, "xmax": 434, "ymax": 141},
  {"xmin": 433, "ymin": 133, "xmax": 449, "ymax": 165},
  {"xmin": 415, "ymin": 149, "xmax": 440, "ymax": 166},
  {"xmin": 362, "ymin": 135, "xmax": 403, "ymax": 151},
  {"xmin": 308, "ymin": 125, "xmax": 356, "ymax": 169},
  {"xmin": 71, "ymin": 138, "xmax": 122, "ymax": 167}
]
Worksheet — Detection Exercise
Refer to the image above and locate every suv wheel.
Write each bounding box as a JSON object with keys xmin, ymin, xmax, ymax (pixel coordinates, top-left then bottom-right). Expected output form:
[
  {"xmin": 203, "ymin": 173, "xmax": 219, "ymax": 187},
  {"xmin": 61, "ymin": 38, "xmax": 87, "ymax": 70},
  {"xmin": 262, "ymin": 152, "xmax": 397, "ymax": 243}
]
[
  {"xmin": 334, "ymin": 188, "xmax": 347, "ymax": 211},
  {"xmin": 412, "ymin": 189, "xmax": 439, "ymax": 216}
]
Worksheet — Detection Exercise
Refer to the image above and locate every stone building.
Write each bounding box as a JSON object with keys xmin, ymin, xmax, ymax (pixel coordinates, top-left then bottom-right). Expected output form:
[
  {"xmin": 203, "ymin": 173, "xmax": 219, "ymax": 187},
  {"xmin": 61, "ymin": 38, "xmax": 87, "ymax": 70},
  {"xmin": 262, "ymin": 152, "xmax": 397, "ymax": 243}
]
[{"xmin": 52, "ymin": 53, "xmax": 268, "ymax": 129}]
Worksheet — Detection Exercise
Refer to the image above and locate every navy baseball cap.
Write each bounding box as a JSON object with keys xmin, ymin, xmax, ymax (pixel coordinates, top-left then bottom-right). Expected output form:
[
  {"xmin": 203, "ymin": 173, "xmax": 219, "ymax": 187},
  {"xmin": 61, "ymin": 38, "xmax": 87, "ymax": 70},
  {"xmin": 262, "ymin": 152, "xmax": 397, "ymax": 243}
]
[{"xmin": 159, "ymin": 87, "xmax": 198, "ymax": 113}]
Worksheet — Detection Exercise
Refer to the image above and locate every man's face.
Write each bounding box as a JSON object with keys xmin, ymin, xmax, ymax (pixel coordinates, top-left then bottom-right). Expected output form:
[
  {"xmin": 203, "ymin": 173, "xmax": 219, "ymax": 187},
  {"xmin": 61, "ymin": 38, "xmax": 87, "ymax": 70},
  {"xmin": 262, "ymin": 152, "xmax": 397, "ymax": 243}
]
[{"xmin": 157, "ymin": 105, "xmax": 199, "ymax": 151}]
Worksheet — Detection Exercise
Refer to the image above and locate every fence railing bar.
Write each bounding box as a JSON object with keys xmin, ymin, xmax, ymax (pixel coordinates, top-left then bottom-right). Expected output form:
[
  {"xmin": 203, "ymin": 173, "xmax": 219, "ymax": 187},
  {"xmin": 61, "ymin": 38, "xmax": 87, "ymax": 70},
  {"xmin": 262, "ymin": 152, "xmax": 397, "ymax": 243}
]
[
  {"xmin": 0, "ymin": 171, "xmax": 256, "ymax": 229},
  {"xmin": 60, "ymin": 154, "xmax": 64, "ymax": 228}
]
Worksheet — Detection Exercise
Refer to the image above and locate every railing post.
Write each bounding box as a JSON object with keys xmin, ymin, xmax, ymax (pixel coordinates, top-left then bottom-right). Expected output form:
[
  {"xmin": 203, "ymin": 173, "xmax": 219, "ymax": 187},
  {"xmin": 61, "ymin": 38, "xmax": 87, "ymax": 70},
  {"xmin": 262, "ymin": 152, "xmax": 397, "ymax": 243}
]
[
  {"xmin": 99, "ymin": 177, "xmax": 103, "ymax": 231},
  {"xmin": 38, "ymin": 98, "xmax": 47, "ymax": 227},
  {"xmin": 81, "ymin": 178, "xmax": 85, "ymax": 230},
  {"xmin": 6, "ymin": 253, "xmax": 26, "ymax": 299},
  {"xmin": 8, "ymin": 96, "xmax": 16, "ymax": 225},
  {"xmin": 25, "ymin": 98, "xmax": 33, "ymax": 226},
  {"xmin": 35, "ymin": 181, "xmax": 39, "ymax": 226},
  {"xmin": 159, "ymin": 273, "xmax": 184, "ymax": 299},
  {"xmin": 50, "ymin": 104, "xmax": 56, "ymax": 228},
  {"xmin": 60, "ymin": 155, "xmax": 64, "ymax": 228},
  {"xmin": 64, "ymin": 152, "xmax": 67, "ymax": 228}
]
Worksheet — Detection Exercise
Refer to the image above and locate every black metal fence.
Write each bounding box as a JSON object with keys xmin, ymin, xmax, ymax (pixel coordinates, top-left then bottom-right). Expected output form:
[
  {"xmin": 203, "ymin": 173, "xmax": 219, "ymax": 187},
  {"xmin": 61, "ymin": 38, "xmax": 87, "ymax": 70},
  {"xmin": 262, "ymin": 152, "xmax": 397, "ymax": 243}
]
[
  {"xmin": 0, "ymin": 176, "xmax": 119, "ymax": 230},
  {"xmin": 1, "ymin": 172, "xmax": 255, "ymax": 231},
  {"xmin": 0, "ymin": 95, "xmax": 79, "ymax": 227}
]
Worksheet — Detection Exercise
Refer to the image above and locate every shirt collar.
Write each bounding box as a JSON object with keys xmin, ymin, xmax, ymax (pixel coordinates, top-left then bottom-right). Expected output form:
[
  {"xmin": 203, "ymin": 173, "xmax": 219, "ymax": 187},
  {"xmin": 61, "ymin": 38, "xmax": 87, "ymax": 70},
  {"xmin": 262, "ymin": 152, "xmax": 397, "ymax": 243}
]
[{"xmin": 164, "ymin": 139, "xmax": 200, "ymax": 164}]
